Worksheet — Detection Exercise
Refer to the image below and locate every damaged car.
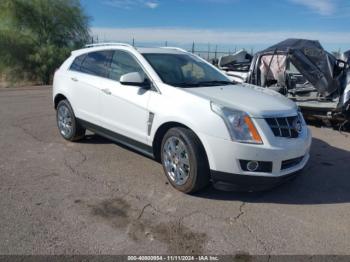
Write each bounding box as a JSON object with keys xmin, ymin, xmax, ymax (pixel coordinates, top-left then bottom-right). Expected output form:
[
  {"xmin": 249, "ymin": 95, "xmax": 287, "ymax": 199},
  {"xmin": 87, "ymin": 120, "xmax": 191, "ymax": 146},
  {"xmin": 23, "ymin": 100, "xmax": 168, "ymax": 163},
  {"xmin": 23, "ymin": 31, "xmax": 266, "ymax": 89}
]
[
  {"xmin": 219, "ymin": 39, "xmax": 350, "ymax": 128},
  {"xmin": 218, "ymin": 49, "xmax": 253, "ymax": 83}
]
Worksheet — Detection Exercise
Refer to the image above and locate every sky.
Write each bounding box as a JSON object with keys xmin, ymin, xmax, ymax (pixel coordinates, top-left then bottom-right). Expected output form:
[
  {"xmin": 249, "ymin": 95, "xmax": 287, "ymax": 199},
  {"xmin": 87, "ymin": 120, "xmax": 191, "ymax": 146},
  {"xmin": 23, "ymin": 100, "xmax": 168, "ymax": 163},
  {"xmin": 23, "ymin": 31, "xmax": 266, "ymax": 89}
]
[{"xmin": 82, "ymin": 0, "xmax": 350, "ymax": 52}]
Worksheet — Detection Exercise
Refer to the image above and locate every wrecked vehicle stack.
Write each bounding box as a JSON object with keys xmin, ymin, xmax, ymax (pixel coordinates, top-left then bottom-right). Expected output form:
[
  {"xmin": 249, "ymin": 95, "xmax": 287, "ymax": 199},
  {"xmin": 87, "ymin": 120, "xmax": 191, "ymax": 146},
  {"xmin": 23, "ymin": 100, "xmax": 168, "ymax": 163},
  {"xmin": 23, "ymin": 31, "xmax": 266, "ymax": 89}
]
[{"xmin": 220, "ymin": 39, "xmax": 350, "ymax": 127}]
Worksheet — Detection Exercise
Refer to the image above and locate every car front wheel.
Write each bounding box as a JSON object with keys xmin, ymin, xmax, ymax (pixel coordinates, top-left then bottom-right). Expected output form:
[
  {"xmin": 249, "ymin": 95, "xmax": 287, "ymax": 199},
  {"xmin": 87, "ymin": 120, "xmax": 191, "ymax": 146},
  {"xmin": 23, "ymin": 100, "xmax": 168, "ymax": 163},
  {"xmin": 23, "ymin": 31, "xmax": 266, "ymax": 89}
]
[{"xmin": 160, "ymin": 127, "xmax": 210, "ymax": 193}]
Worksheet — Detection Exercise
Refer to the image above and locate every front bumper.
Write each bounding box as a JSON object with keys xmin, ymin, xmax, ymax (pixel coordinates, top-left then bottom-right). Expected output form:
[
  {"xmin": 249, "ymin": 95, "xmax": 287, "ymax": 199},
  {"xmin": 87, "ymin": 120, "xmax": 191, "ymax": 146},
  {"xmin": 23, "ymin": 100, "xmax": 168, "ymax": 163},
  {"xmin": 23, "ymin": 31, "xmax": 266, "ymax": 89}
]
[
  {"xmin": 211, "ymin": 169, "xmax": 303, "ymax": 191},
  {"xmin": 198, "ymin": 124, "xmax": 312, "ymax": 190}
]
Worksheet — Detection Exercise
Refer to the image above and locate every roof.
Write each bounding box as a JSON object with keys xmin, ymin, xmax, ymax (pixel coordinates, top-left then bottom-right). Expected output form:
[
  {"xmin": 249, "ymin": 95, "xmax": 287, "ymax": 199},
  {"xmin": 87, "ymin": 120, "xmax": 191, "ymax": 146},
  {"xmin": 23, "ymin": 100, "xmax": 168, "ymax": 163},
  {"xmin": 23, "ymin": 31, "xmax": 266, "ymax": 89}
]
[
  {"xmin": 137, "ymin": 47, "xmax": 186, "ymax": 54},
  {"xmin": 71, "ymin": 43, "xmax": 188, "ymax": 57},
  {"xmin": 259, "ymin": 38, "xmax": 323, "ymax": 54}
]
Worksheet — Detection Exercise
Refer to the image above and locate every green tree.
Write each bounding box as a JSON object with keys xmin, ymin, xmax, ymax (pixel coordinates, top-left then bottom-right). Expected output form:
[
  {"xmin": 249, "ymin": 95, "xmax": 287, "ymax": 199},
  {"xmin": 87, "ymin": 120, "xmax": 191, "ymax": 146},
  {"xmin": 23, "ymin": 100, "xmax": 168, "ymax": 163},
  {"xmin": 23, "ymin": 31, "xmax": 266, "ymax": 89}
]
[{"xmin": 0, "ymin": 0, "xmax": 90, "ymax": 84}]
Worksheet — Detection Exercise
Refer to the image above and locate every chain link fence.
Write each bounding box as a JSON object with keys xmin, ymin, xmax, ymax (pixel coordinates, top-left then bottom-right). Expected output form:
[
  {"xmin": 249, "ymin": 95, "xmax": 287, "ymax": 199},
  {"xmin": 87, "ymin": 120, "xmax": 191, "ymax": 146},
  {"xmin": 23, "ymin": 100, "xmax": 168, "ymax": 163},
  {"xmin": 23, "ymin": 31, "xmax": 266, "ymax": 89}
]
[{"xmin": 89, "ymin": 36, "xmax": 255, "ymax": 65}]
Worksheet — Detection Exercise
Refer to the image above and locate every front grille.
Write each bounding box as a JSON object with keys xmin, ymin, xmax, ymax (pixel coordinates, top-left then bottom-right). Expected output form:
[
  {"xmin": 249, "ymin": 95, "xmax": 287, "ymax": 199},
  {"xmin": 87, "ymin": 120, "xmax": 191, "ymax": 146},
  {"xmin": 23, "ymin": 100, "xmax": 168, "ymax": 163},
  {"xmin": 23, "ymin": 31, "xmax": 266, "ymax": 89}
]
[
  {"xmin": 265, "ymin": 116, "xmax": 300, "ymax": 138},
  {"xmin": 281, "ymin": 156, "xmax": 304, "ymax": 170}
]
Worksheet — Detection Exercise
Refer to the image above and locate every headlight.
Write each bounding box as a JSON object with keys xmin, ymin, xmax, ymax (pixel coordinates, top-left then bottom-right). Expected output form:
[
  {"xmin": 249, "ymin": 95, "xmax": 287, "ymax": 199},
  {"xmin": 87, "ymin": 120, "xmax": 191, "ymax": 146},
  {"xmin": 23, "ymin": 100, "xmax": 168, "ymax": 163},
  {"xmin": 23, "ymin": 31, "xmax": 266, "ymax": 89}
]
[{"xmin": 211, "ymin": 102, "xmax": 263, "ymax": 144}]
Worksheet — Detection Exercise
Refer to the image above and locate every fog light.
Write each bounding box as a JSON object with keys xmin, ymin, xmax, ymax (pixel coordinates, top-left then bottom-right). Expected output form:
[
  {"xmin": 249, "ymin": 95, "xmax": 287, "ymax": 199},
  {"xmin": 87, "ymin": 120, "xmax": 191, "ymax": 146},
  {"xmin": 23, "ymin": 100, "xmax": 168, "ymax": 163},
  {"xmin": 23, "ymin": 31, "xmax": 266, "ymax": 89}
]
[
  {"xmin": 246, "ymin": 161, "xmax": 259, "ymax": 172},
  {"xmin": 240, "ymin": 160, "xmax": 272, "ymax": 173}
]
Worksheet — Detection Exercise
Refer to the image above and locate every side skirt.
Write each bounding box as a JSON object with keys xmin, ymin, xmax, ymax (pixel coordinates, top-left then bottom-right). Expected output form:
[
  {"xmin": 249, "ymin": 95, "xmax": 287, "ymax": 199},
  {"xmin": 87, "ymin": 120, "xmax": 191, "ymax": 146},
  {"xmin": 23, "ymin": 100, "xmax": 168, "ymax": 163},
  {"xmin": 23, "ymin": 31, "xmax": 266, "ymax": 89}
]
[{"xmin": 77, "ymin": 119, "xmax": 154, "ymax": 158}]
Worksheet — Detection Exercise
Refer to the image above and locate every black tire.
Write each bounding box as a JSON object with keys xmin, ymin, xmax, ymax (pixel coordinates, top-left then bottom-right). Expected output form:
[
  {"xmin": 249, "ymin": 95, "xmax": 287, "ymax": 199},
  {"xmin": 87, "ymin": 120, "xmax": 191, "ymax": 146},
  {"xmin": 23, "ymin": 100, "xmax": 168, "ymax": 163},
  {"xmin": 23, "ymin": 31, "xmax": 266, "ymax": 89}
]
[
  {"xmin": 56, "ymin": 99, "xmax": 85, "ymax": 141},
  {"xmin": 160, "ymin": 127, "xmax": 210, "ymax": 193}
]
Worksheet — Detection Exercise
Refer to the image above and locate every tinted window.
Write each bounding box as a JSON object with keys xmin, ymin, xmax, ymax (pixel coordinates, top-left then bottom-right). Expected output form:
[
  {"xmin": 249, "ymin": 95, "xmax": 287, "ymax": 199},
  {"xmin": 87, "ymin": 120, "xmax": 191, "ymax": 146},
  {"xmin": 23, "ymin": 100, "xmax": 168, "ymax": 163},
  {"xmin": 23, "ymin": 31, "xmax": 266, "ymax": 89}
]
[
  {"xmin": 80, "ymin": 51, "xmax": 113, "ymax": 77},
  {"xmin": 143, "ymin": 53, "xmax": 229, "ymax": 87},
  {"xmin": 70, "ymin": 54, "xmax": 86, "ymax": 72},
  {"xmin": 109, "ymin": 51, "xmax": 144, "ymax": 81}
]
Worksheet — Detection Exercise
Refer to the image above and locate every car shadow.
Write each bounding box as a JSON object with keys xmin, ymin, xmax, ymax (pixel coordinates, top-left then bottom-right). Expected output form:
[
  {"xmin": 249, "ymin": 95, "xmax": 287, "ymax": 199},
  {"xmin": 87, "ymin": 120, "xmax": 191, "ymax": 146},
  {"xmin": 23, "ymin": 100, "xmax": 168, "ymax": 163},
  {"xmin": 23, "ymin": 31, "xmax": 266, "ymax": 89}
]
[
  {"xmin": 194, "ymin": 137, "xmax": 350, "ymax": 205},
  {"xmin": 77, "ymin": 133, "xmax": 350, "ymax": 205},
  {"xmin": 77, "ymin": 133, "xmax": 156, "ymax": 161},
  {"xmin": 78, "ymin": 134, "xmax": 112, "ymax": 145}
]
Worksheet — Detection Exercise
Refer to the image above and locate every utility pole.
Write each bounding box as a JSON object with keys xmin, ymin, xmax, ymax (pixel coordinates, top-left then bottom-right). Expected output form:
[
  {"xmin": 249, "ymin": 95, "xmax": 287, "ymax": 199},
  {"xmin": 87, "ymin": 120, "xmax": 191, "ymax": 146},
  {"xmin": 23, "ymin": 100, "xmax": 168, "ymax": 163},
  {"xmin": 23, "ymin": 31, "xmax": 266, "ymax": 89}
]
[{"xmin": 207, "ymin": 43, "xmax": 210, "ymax": 61}]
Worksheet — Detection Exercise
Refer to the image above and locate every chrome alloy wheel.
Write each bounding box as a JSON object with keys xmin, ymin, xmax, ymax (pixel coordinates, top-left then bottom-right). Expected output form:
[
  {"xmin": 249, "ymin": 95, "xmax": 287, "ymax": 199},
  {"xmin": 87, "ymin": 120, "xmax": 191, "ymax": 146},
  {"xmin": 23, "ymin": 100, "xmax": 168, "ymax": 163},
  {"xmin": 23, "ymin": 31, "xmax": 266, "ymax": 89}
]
[
  {"xmin": 163, "ymin": 136, "xmax": 191, "ymax": 186},
  {"xmin": 57, "ymin": 104, "xmax": 73, "ymax": 138}
]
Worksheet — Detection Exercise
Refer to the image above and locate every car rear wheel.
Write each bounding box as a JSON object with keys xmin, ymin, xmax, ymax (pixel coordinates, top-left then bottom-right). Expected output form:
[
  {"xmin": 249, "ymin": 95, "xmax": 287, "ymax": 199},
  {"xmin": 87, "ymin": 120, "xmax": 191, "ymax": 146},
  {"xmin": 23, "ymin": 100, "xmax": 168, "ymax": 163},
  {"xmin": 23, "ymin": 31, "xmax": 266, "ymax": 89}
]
[
  {"xmin": 160, "ymin": 127, "xmax": 210, "ymax": 193},
  {"xmin": 56, "ymin": 99, "xmax": 85, "ymax": 141}
]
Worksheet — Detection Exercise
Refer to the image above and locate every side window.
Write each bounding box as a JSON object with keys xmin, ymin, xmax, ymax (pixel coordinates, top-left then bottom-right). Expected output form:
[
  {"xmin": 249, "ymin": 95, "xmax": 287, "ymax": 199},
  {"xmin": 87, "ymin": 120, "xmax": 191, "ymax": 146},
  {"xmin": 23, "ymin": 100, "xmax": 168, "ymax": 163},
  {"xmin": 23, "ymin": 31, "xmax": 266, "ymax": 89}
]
[
  {"xmin": 70, "ymin": 54, "xmax": 86, "ymax": 72},
  {"xmin": 80, "ymin": 51, "xmax": 113, "ymax": 78},
  {"xmin": 109, "ymin": 51, "xmax": 144, "ymax": 81}
]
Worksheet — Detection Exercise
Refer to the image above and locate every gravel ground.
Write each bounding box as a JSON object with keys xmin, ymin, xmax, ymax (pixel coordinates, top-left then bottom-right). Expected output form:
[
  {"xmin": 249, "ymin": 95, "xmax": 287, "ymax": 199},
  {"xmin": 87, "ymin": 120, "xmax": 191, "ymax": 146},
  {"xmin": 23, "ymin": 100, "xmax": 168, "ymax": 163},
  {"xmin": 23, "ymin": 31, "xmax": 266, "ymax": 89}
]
[{"xmin": 0, "ymin": 86, "xmax": 349, "ymax": 255}]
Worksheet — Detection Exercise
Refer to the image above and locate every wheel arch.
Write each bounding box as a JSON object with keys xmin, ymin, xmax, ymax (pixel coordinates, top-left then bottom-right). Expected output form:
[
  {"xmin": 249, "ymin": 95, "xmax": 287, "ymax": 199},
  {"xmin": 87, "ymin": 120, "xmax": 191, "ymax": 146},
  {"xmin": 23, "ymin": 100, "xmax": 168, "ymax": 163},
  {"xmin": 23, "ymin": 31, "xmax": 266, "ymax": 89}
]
[
  {"xmin": 54, "ymin": 93, "xmax": 67, "ymax": 109},
  {"xmin": 152, "ymin": 121, "xmax": 210, "ymax": 168}
]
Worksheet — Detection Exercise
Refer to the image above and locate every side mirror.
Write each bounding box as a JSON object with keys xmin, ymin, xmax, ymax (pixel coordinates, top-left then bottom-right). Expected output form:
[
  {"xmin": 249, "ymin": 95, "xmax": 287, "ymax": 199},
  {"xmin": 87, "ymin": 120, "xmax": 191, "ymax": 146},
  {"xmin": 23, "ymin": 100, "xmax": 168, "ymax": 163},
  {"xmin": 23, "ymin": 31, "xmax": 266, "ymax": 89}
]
[{"xmin": 120, "ymin": 72, "xmax": 151, "ymax": 89}]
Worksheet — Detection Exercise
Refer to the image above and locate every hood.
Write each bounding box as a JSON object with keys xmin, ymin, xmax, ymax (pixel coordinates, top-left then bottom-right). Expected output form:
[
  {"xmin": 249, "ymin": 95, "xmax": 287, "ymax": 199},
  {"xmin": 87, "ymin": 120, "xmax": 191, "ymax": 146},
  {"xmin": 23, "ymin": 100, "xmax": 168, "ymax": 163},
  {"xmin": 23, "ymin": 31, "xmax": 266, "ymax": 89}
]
[{"xmin": 185, "ymin": 83, "xmax": 298, "ymax": 118}]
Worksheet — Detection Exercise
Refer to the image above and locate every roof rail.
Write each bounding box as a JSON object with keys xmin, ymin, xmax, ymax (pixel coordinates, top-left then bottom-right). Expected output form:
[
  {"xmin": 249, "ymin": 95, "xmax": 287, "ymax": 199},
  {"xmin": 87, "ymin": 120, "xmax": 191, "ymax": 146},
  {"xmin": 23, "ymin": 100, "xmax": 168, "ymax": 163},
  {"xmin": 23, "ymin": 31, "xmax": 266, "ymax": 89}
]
[
  {"xmin": 84, "ymin": 42, "xmax": 134, "ymax": 48},
  {"xmin": 160, "ymin": 47, "xmax": 188, "ymax": 52}
]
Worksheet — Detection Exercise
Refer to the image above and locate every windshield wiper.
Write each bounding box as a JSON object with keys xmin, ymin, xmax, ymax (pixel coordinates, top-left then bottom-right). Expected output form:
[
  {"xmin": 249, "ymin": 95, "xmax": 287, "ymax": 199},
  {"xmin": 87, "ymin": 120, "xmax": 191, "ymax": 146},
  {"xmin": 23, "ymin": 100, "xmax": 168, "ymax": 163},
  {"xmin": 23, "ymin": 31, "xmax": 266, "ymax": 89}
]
[
  {"xmin": 173, "ymin": 82, "xmax": 202, "ymax": 88},
  {"xmin": 196, "ymin": 80, "xmax": 234, "ymax": 86},
  {"xmin": 172, "ymin": 80, "xmax": 234, "ymax": 88}
]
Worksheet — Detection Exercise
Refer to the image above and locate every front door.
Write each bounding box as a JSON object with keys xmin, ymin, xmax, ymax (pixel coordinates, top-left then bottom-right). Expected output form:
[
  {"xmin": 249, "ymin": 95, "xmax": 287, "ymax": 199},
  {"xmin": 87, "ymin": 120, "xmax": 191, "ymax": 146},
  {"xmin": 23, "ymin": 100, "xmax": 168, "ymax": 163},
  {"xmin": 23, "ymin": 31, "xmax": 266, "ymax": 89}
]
[{"xmin": 99, "ymin": 50, "xmax": 152, "ymax": 145}]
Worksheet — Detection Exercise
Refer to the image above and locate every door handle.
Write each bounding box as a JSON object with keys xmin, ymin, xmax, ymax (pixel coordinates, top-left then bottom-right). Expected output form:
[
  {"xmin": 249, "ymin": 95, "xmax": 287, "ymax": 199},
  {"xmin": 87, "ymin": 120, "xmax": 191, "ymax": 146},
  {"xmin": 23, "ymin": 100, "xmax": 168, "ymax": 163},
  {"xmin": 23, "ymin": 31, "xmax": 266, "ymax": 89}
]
[
  {"xmin": 101, "ymin": 88, "xmax": 111, "ymax": 95},
  {"xmin": 71, "ymin": 77, "xmax": 78, "ymax": 82}
]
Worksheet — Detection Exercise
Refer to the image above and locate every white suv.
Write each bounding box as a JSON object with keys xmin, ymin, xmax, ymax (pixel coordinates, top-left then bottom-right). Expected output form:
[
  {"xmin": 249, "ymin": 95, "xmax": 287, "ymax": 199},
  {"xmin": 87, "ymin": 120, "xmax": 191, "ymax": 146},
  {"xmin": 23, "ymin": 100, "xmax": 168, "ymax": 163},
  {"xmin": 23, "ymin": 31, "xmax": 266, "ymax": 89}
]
[{"xmin": 53, "ymin": 43, "xmax": 312, "ymax": 193}]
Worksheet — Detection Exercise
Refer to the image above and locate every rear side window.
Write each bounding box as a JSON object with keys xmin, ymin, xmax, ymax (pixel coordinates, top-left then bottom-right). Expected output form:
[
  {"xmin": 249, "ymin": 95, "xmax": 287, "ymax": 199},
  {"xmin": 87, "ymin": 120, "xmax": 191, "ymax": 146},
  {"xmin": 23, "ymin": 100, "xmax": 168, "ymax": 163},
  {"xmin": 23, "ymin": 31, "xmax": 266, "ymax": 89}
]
[
  {"xmin": 80, "ymin": 51, "xmax": 113, "ymax": 78},
  {"xmin": 109, "ymin": 51, "xmax": 144, "ymax": 81},
  {"xmin": 70, "ymin": 54, "xmax": 86, "ymax": 72}
]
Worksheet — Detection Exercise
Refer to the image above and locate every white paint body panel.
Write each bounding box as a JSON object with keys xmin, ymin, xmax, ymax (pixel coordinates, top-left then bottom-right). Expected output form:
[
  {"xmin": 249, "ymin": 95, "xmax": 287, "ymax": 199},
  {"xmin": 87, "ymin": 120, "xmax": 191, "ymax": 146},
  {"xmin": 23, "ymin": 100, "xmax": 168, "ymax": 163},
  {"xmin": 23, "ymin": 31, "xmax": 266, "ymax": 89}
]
[
  {"xmin": 98, "ymin": 78, "xmax": 151, "ymax": 144},
  {"xmin": 53, "ymin": 45, "xmax": 312, "ymax": 179},
  {"xmin": 223, "ymin": 70, "xmax": 249, "ymax": 83}
]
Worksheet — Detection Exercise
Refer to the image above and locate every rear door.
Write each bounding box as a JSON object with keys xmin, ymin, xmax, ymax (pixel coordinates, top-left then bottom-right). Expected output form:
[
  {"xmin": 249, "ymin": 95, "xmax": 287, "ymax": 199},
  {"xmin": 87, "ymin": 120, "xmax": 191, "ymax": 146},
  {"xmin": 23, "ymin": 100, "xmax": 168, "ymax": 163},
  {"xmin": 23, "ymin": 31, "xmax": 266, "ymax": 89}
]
[
  {"xmin": 98, "ymin": 50, "xmax": 152, "ymax": 144},
  {"xmin": 68, "ymin": 51, "xmax": 113, "ymax": 125}
]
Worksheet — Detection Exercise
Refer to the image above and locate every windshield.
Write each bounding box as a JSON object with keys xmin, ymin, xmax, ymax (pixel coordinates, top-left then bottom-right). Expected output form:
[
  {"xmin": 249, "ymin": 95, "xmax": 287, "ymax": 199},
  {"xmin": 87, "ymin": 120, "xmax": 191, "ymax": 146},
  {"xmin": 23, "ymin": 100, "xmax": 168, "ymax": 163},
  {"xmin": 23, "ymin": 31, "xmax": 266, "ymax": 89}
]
[{"xmin": 142, "ymin": 53, "xmax": 232, "ymax": 87}]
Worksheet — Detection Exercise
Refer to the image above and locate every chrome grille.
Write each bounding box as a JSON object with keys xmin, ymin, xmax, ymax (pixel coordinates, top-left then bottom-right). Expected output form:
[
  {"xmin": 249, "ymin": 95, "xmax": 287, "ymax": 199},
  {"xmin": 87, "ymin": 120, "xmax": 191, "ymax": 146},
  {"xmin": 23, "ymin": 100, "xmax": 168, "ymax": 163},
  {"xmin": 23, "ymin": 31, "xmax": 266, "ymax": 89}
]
[{"xmin": 265, "ymin": 116, "xmax": 300, "ymax": 138}]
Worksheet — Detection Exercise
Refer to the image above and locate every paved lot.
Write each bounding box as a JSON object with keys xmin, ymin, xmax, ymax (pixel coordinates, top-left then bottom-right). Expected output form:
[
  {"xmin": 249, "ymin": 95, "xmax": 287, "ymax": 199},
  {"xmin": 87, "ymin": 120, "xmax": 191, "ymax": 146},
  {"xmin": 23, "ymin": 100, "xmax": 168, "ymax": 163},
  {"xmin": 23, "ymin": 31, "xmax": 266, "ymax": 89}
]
[{"xmin": 0, "ymin": 86, "xmax": 350, "ymax": 255}]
